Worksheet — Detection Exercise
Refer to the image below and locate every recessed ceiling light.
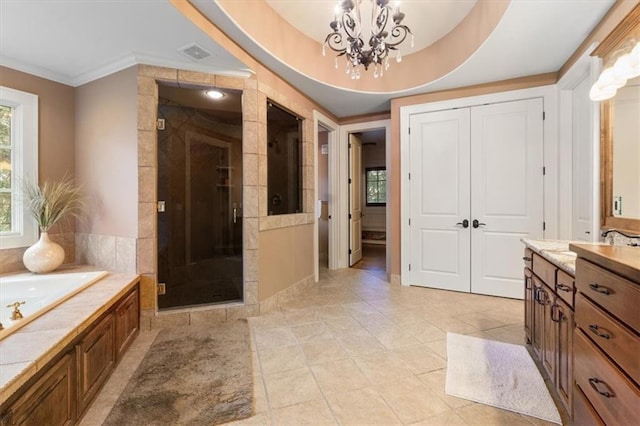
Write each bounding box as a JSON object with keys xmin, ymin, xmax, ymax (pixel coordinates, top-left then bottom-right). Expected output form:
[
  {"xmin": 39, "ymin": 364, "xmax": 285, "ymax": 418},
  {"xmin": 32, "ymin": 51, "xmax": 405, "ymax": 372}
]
[{"xmin": 205, "ymin": 89, "xmax": 225, "ymax": 100}]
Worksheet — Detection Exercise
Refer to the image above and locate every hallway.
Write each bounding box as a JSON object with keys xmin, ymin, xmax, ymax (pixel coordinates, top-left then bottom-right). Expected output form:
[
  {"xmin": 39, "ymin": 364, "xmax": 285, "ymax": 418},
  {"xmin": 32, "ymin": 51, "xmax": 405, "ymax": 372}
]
[{"xmin": 84, "ymin": 267, "xmax": 565, "ymax": 425}]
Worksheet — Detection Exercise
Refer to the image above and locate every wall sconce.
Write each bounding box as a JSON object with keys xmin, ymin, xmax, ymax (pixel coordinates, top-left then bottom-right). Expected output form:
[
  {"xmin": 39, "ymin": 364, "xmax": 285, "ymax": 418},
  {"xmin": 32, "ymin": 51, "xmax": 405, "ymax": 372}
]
[{"xmin": 590, "ymin": 38, "xmax": 640, "ymax": 101}]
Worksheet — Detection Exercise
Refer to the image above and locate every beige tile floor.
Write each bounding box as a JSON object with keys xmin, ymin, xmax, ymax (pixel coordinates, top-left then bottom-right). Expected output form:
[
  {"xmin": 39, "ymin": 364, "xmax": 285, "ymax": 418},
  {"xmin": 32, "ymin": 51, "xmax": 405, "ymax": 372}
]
[{"xmin": 82, "ymin": 267, "xmax": 568, "ymax": 425}]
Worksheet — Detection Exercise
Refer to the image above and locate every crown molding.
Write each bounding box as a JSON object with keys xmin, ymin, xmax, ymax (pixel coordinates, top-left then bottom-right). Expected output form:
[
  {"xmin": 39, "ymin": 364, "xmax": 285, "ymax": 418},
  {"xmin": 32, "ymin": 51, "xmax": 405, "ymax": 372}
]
[{"xmin": 1, "ymin": 53, "xmax": 253, "ymax": 88}]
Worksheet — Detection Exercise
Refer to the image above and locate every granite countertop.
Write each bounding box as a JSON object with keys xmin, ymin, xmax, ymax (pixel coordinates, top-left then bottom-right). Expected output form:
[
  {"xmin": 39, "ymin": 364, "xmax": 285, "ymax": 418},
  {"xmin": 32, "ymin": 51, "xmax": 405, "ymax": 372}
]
[
  {"xmin": 521, "ymin": 239, "xmax": 579, "ymax": 275},
  {"xmin": 0, "ymin": 266, "xmax": 139, "ymax": 403}
]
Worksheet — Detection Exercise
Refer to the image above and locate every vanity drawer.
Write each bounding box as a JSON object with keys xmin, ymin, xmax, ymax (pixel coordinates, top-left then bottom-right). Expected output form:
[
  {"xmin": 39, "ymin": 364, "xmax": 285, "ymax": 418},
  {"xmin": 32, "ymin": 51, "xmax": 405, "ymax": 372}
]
[
  {"xmin": 523, "ymin": 248, "xmax": 533, "ymax": 269},
  {"xmin": 573, "ymin": 384, "xmax": 604, "ymax": 426},
  {"xmin": 533, "ymin": 253, "xmax": 556, "ymax": 287},
  {"xmin": 574, "ymin": 330, "xmax": 640, "ymax": 426},
  {"xmin": 575, "ymin": 258, "xmax": 640, "ymax": 331},
  {"xmin": 555, "ymin": 269, "xmax": 575, "ymax": 308},
  {"xmin": 575, "ymin": 293, "xmax": 640, "ymax": 386}
]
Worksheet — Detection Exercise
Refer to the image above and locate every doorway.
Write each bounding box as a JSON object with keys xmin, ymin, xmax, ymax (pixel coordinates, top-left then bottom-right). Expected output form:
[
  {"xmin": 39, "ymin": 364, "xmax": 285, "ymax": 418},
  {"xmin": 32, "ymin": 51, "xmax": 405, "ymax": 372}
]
[
  {"xmin": 156, "ymin": 84, "xmax": 244, "ymax": 310},
  {"xmin": 349, "ymin": 129, "xmax": 387, "ymax": 272}
]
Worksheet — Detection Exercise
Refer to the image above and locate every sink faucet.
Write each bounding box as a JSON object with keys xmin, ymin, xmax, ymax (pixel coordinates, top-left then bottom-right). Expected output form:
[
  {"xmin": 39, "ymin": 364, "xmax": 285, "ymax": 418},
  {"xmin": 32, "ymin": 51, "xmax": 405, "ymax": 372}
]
[{"xmin": 601, "ymin": 229, "xmax": 640, "ymax": 246}]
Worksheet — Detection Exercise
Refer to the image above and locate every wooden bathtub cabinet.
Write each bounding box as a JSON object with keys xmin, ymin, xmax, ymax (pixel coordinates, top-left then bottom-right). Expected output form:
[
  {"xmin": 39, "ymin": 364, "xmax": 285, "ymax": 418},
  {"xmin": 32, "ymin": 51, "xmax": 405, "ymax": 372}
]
[
  {"xmin": 0, "ymin": 282, "xmax": 140, "ymax": 426},
  {"xmin": 76, "ymin": 313, "xmax": 116, "ymax": 416},
  {"xmin": 1, "ymin": 352, "xmax": 76, "ymax": 426}
]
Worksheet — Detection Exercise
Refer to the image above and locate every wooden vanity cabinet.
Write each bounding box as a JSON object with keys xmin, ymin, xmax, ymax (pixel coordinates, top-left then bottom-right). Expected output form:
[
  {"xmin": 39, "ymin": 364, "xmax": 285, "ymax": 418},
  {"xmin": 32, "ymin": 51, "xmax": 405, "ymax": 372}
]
[
  {"xmin": 524, "ymin": 267, "xmax": 533, "ymax": 343},
  {"xmin": 555, "ymin": 296, "xmax": 574, "ymax": 413},
  {"xmin": 524, "ymin": 251, "xmax": 575, "ymax": 418},
  {"xmin": 571, "ymin": 245, "xmax": 640, "ymax": 425},
  {"xmin": 0, "ymin": 282, "xmax": 140, "ymax": 426}
]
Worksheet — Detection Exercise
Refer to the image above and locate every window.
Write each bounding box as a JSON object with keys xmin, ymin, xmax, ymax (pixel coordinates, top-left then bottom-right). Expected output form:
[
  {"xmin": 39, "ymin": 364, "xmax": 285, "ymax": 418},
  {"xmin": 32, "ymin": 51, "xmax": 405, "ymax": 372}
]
[
  {"xmin": 267, "ymin": 101, "xmax": 302, "ymax": 215},
  {"xmin": 0, "ymin": 86, "xmax": 38, "ymax": 249},
  {"xmin": 366, "ymin": 167, "xmax": 386, "ymax": 206}
]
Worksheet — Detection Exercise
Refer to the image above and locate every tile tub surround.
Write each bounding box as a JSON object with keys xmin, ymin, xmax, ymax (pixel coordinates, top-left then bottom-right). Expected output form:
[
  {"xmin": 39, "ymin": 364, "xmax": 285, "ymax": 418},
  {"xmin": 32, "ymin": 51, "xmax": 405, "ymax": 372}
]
[
  {"xmin": 521, "ymin": 239, "xmax": 578, "ymax": 275},
  {"xmin": 0, "ymin": 268, "xmax": 140, "ymax": 403}
]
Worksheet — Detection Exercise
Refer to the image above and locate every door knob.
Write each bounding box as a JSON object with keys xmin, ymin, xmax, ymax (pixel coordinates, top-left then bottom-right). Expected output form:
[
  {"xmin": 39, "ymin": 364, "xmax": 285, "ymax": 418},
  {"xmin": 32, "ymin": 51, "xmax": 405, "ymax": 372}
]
[
  {"xmin": 472, "ymin": 219, "xmax": 486, "ymax": 228},
  {"xmin": 455, "ymin": 219, "xmax": 469, "ymax": 228}
]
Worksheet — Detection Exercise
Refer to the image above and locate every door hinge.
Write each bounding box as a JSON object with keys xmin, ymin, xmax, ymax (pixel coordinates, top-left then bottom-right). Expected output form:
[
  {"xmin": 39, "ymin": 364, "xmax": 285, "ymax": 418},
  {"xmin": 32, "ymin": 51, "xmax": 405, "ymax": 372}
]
[
  {"xmin": 543, "ymin": 222, "xmax": 546, "ymax": 231},
  {"xmin": 349, "ymin": 178, "xmax": 352, "ymax": 184},
  {"xmin": 157, "ymin": 283, "xmax": 166, "ymax": 295},
  {"xmin": 542, "ymin": 111, "xmax": 546, "ymax": 120},
  {"xmin": 408, "ymin": 127, "xmax": 411, "ymax": 135},
  {"xmin": 542, "ymin": 166, "xmax": 546, "ymax": 176},
  {"xmin": 349, "ymin": 142, "xmax": 352, "ymax": 148},
  {"xmin": 349, "ymin": 249, "xmax": 352, "ymax": 255},
  {"xmin": 408, "ymin": 218, "xmax": 411, "ymax": 226},
  {"xmin": 349, "ymin": 213, "xmax": 352, "ymax": 219},
  {"xmin": 157, "ymin": 119, "xmax": 165, "ymax": 130},
  {"xmin": 408, "ymin": 264, "xmax": 411, "ymax": 271},
  {"xmin": 408, "ymin": 172, "xmax": 411, "ymax": 180}
]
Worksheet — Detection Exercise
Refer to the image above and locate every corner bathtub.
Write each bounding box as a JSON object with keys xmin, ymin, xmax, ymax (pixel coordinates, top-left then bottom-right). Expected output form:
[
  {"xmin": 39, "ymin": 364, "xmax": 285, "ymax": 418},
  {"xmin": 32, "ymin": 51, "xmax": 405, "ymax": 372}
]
[{"xmin": 0, "ymin": 270, "xmax": 108, "ymax": 340}]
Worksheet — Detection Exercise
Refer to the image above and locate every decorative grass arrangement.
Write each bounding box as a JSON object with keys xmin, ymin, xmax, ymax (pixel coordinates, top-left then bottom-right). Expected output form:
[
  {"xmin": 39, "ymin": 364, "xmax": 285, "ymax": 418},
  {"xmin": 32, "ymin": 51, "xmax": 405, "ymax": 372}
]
[{"xmin": 23, "ymin": 175, "xmax": 83, "ymax": 232}]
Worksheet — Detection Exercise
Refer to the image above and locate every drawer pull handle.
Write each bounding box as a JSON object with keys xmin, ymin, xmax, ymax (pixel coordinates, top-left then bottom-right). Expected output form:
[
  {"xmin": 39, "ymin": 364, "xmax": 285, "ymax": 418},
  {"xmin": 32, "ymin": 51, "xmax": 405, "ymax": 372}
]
[
  {"xmin": 588, "ymin": 378, "xmax": 613, "ymax": 398},
  {"xmin": 522, "ymin": 256, "xmax": 532, "ymax": 261},
  {"xmin": 555, "ymin": 284, "xmax": 572, "ymax": 292},
  {"xmin": 589, "ymin": 283, "xmax": 611, "ymax": 295},
  {"xmin": 588, "ymin": 324, "xmax": 611, "ymax": 339}
]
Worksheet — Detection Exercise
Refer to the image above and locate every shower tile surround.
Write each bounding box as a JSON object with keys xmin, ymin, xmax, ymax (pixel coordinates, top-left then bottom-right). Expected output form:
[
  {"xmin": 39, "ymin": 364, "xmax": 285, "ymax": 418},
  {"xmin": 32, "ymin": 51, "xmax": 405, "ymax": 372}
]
[{"xmin": 135, "ymin": 65, "xmax": 316, "ymax": 326}]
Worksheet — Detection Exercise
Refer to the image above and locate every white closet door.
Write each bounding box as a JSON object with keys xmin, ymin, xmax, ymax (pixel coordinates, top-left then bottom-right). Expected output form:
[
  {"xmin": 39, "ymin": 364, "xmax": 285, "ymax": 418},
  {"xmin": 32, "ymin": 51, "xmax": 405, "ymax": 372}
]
[
  {"xmin": 572, "ymin": 75, "xmax": 594, "ymax": 241},
  {"xmin": 470, "ymin": 99, "xmax": 544, "ymax": 299},
  {"xmin": 408, "ymin": 109, "xmax": 471, "ymax": 292},
  {"xmin": 349, "ymin": 133, "xmax": 363, "ymax": 265}
]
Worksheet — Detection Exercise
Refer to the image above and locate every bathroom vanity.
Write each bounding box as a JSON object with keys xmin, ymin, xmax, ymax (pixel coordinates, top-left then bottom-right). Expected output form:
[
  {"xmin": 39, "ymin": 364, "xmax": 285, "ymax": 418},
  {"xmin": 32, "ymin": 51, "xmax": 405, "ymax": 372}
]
[
  {"xmin": 522, "ymin": 240, "xmax": 576, "ymax": 417},
  {"xmin": 570, "ymin": 243, "xmax": 639, "ymax": 425},
  {"xmin": 522, "ymin": 240, "xmax": 640, "ymax": 423},
  {"xmin": 0, "ymin": 270, "xmax": 140, "ymax": 426}
]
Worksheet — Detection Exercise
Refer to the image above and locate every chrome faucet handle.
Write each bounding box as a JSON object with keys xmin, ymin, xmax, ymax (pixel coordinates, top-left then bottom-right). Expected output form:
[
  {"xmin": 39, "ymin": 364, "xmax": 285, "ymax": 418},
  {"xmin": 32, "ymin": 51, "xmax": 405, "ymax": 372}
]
[{"xmin": 6, "ymin": 301, "xmax": 26, "ymax": 321}]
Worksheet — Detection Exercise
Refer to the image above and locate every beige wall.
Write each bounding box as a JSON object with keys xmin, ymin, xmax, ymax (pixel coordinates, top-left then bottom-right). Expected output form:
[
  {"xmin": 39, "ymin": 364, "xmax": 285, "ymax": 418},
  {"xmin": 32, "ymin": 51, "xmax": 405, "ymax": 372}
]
[
  {"xmin": 259, "ymin": 223, "xmax": 314, "ymax": 301},
  {"xmin": 75, "ymin": 66, "xmax": 138, "ymax": 238},
  {"xmin": 0, "ymin": 66, "xmax": 75, "ymax": 273}
]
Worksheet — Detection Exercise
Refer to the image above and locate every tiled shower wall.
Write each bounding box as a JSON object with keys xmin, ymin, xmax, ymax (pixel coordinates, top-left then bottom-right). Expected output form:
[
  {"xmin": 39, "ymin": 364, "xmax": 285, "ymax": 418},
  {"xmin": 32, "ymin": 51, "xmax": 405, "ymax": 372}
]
[{"xmin": 136, "ymin": 65, "xmax": 316, "ymax": 327}]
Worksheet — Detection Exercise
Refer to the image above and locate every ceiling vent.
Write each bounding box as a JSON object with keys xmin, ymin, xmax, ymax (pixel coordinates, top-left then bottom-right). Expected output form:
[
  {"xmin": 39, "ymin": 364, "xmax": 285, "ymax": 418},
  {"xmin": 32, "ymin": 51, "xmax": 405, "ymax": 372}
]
[{"xmin": 179, "ymin": 44, "xmax": 213, "ymax": 61}]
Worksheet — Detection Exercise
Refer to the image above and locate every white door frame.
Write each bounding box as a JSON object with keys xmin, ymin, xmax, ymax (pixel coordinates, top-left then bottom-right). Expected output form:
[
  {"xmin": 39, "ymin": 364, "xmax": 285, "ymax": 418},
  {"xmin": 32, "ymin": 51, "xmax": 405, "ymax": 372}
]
[
  {"xmin": 557, "ymin": 44, "xmax": 601, "ymax": 241},
  {"xmin": 313, "ymin": 111, "xmax": 339, "ymax": 281},
  {"xmin": 339, "ymin": 120, "xmax": 391, "ymax": 271},
  {"xmin": 400, "ymin": 85, "xmax": 558, "ymax": 286}
]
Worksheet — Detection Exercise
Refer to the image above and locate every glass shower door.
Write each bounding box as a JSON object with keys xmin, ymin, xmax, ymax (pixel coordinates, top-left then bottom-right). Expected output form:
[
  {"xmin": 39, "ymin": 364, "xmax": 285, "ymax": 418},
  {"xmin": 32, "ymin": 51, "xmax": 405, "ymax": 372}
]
[{"xmin": 156, "ymin": 85, "xmax": 243, "ymax": 310}]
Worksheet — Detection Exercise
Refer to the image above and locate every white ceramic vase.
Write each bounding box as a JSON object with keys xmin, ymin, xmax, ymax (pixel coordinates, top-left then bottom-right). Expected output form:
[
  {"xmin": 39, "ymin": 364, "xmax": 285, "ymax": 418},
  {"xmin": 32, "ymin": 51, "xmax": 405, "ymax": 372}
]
[{"xmin": 23, "ymin": 232, "xmax": 65, "ymax": 274}]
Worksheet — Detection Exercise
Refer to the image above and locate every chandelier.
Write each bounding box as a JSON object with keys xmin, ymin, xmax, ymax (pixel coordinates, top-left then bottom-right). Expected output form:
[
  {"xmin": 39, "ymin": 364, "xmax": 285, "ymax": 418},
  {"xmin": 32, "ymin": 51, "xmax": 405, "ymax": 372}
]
[{"xmin": 323, "ymin": 0, "xmax": 413, "ymax": 79}]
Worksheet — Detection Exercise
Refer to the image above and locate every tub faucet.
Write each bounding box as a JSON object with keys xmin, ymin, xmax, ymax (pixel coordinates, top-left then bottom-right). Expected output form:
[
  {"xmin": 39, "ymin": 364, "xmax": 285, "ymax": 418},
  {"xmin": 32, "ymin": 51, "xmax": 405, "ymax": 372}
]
[{"xmin": 6, "ymin": 301, "xmax": 25, "ymax": 321}]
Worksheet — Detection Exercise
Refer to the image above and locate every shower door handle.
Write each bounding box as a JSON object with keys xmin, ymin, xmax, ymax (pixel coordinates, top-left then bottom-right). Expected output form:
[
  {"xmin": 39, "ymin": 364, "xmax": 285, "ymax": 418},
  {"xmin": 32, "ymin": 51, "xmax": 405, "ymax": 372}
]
[{"xmin": 233, "ymin": 208, "xmax": 237, "ymax": 224}]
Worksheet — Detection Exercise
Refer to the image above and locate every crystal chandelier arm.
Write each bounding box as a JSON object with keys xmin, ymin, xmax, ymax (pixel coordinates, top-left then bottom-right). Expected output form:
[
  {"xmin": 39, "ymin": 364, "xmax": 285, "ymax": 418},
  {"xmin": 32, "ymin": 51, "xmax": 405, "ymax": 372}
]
[
  {"xmin": 373, "ymin": 7, "xmax": 389, "ymax": 38},
  {"xmin": 325, "ymin": 32, "xmax": 347, "ymax": 55},
  {"xmin": 385, "ymin": 25, "xmax": 411, "ymax": 49}
]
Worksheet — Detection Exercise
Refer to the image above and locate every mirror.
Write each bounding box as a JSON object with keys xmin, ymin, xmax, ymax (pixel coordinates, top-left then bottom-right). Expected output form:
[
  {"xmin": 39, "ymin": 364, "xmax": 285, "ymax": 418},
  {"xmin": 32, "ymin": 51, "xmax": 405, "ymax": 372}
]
[
  {"xmin": 611, "ymin": 77, "xmax": 640, "ymax": 218},
  {"xmin": 601, "ymin": 76, "xmax": 640, "ymax": 232}
]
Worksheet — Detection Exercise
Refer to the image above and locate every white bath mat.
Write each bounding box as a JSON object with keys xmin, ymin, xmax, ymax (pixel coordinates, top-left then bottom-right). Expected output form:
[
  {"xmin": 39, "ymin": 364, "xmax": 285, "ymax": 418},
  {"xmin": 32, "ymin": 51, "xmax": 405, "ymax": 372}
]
[{"xmin": 445, "ymin": 332, "xmax": 562, "ymax": 425}]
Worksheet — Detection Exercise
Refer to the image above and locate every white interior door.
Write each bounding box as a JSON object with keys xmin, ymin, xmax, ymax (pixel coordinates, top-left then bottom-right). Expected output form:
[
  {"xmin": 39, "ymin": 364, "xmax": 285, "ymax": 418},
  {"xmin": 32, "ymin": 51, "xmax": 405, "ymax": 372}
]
[
  {"xmin": 572, "ymin": 75, "xmax": 594, "ymax": 241},
  {"xmin": 408, "ymin": 109, "xmax": 471, "ymax": 292},
  {"xmin": 349, "ymin": 134, "xmax": 363, "ymax": 265},
  {"xmin": 470, "ymin": 99, "xmax": 544, "ymax": 299}
]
